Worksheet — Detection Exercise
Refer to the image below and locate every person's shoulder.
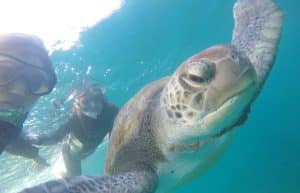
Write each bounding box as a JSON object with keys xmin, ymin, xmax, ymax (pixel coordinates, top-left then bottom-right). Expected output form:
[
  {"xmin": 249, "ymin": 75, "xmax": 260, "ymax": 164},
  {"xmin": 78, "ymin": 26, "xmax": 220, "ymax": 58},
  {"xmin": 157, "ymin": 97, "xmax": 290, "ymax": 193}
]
[
  {"xmin": 104, "ymin": 102, "xmax": 119, "ymax": 118},
  {"xmin": 63, "ymin": 111, "xmax": 80, "ymax": 128}
]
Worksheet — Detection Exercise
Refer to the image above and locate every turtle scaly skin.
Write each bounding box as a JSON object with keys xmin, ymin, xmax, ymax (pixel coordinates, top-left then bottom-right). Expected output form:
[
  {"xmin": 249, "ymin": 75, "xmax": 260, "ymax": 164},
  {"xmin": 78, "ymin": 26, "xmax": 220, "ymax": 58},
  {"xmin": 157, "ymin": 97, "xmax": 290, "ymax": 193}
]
[
  {"xmin": 18, "ymin": 0, "xmax": 283, "ymax": 193},
  {"xmin": 232, "ymin": 0, "xmax": 283, "ymax": 88},
  {"xmin": 106, "ymin": 45, "xmax": 257, "ymax": 193}
]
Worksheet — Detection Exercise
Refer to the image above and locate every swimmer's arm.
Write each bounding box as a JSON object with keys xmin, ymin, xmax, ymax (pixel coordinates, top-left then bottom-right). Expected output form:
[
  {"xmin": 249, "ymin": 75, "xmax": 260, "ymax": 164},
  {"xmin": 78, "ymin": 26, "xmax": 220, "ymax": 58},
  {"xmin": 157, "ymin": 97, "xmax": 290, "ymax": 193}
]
[
  {"xmin": 30, "ymin": 120, "xmax": 73, "ymax": 145},
  {"xmin": 4, "ymin": 135, "xmax": 49, "ymax": 166}
]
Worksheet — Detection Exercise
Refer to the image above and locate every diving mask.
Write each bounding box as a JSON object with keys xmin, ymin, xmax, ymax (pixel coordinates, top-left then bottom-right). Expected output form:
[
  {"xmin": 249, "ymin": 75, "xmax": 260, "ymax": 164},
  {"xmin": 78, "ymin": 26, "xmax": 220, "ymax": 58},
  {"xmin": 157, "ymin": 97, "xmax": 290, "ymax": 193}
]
[
  {"xmin": 0, "ymin": 52, "xmax": 57, "ymax": 96},
  {"xmin": 73, "ymin": 86, "xmax": 104, "ymax": 119}
]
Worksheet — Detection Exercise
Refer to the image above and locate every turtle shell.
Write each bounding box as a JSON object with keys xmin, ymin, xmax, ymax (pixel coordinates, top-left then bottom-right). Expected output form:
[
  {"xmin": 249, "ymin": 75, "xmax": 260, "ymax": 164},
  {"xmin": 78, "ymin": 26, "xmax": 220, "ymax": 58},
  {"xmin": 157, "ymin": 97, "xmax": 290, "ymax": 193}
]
[{"xmin": 105, "ymin": 77, "xmax": 169, "ymax": 175}]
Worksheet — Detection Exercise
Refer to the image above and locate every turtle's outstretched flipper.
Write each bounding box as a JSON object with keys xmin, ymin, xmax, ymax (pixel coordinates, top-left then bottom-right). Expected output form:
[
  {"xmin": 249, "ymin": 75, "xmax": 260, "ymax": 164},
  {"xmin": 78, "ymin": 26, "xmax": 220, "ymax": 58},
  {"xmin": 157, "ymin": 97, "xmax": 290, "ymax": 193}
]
[
  {"xmin": 18, "ymin": 165, "xmax": 158, "ymax": 193},
  {"xmin": 232, "ymin": 0, "xmax": 283, "ymax": 87}
]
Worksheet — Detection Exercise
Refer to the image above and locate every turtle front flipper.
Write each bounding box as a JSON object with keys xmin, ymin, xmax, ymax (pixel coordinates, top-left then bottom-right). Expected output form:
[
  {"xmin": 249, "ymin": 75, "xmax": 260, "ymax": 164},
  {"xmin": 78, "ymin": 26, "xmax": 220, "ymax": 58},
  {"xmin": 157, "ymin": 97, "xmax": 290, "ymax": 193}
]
[
  {"xmin": 18, "ymin": 164, "xmax": 158, "ymax": 193},
  {"xmin": 232, "ymin": 0, "xmax": 283, "ymax": 87}
]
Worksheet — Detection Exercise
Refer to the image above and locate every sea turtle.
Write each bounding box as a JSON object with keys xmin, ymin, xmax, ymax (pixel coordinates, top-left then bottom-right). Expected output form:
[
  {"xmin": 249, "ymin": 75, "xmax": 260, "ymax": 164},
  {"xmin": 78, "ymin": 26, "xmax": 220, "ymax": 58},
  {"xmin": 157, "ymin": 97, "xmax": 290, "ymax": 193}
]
[{"xmin": 19, "ymin": 0, "xmax": 283, "ymax": 192}]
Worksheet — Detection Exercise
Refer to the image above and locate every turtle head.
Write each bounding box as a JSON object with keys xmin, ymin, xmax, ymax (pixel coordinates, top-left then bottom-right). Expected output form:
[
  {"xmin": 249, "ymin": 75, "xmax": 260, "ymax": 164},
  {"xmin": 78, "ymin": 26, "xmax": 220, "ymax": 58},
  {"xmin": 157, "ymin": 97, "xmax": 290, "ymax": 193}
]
[{"xmin": 161, "ymin": 45, "xmax": 257, "ymax": 143}]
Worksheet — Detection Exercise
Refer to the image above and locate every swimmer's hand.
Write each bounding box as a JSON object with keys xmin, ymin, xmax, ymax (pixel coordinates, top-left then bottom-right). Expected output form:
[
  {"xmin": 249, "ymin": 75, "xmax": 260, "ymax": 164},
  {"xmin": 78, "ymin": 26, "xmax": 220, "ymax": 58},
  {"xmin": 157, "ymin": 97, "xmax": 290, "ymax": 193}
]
[{"xmin": 32, "ymin": 156, "xmax": 50, "ymax": 171}]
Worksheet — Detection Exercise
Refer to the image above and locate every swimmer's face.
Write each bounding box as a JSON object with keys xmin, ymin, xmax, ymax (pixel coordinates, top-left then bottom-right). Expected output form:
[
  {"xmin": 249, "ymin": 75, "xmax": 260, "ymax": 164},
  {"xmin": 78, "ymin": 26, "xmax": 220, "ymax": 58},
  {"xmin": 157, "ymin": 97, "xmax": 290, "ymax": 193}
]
[
  {"xmin": 0, "ymin": 34, "xmax": 57, "ymax": 97},
  {"xmin": 74, "ymin": 87, "xmax": 104, "ymax": 119},
  {"xmin": 0, "ymin": 57, "xmax": 41, "ymax": 109},
  {"xmin": 0, "ymin": 79, "xmax": 39, "ymax": 109},
  {"xmin": 0, "ymin": 54, "xmax": 56, "ymax": 96}
]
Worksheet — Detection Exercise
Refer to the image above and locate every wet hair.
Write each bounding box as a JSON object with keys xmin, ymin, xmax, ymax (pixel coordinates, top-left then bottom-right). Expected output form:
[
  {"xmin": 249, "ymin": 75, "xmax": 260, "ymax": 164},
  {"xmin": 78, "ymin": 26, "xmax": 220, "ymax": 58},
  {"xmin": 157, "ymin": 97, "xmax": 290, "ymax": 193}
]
[
  {"xmin": 76, "ymin": 83, "xmax": 104, "ymax": 100},
  {"xmin": 0, "ymin": 33, "xmax": 53, "ymax": 72}
]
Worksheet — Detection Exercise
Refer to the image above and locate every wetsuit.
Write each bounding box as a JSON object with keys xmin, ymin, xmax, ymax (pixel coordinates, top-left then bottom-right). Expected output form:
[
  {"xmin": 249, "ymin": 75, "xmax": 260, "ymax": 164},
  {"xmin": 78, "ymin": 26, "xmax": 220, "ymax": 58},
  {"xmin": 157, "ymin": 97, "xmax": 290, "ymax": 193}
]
[
  {"xmin": 5, "ymin": 133, "xmax": 41, "ymax": 161},
  {"xmin": 35, "ymin": 102, "xmax": 118, "ymax": 176},
  {"xmin": 0, "ymin": 109, "xmax": 49, "ymax": 167},
  {"xmin": 0, "ymin": 110, "xmax": 28, "ymax": 154},
  {"xmin": 0, "ymin": 121, "xmax": 21, "ymax": 154}
]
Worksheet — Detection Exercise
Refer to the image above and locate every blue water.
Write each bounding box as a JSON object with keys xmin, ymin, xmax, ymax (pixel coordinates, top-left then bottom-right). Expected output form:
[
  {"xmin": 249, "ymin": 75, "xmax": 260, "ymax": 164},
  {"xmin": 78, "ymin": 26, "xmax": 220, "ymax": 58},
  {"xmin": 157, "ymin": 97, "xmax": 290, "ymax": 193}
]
[{"xmin": 0, "ymin": 0, "xmax": 299, "ymax": 193}]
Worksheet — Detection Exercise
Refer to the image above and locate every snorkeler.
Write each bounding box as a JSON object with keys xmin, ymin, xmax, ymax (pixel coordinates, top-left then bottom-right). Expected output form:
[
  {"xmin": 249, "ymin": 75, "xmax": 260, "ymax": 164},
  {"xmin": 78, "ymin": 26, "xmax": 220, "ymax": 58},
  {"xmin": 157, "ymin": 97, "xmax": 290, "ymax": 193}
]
[
  {"xmin": 0, "ymin": 33, "xmax": 57, "ymax": 166},
  {"xmin": 31, "ymin": 82, "xmax": 118, "ymax": 176}
]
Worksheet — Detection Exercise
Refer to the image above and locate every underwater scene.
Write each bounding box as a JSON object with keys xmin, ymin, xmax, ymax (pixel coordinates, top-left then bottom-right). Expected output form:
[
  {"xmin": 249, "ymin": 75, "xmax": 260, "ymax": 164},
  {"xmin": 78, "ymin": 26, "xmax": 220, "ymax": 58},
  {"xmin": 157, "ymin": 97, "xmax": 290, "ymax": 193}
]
[{"xmin": 0, "ymin": 0, "xmax": 299, "ymax": 193}]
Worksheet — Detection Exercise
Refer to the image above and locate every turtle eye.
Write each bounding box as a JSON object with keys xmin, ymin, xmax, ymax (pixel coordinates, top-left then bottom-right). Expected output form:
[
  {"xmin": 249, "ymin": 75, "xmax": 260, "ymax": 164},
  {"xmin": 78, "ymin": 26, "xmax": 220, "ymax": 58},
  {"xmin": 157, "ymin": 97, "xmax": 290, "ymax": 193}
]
[
  {"xmin": 188, "ymin": 74, "xmax": 206, "ymax": 84},
  {"xmin": 185, "ymin": 59, "xmax": 216, "ymax": 85}
]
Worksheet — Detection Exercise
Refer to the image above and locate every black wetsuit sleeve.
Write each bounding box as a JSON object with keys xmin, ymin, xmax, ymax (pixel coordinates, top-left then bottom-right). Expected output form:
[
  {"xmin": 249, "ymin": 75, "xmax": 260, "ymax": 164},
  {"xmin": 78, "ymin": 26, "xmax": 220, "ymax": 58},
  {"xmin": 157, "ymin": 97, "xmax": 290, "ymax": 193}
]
[
  {"xmin": 0, "ymin": 120, "xmax": 22, "ymax": 154},
  {"xmin": 33, "ymin": 120, "xmax": 73, "ymax": 146},
  {"xmin": 78, "ymin": 103, "xmax": 118, "ymax": 153},
  {"xmin": 107, "ymin": 102, "xmax": 119, "ymax": 117},
  {"xmin": 5, "ymin": 134, "xmax": 39, "ymax": 159},
  {"xmin": 105, "ymin": 102, "xmax": 119, "ymax": 136}
]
